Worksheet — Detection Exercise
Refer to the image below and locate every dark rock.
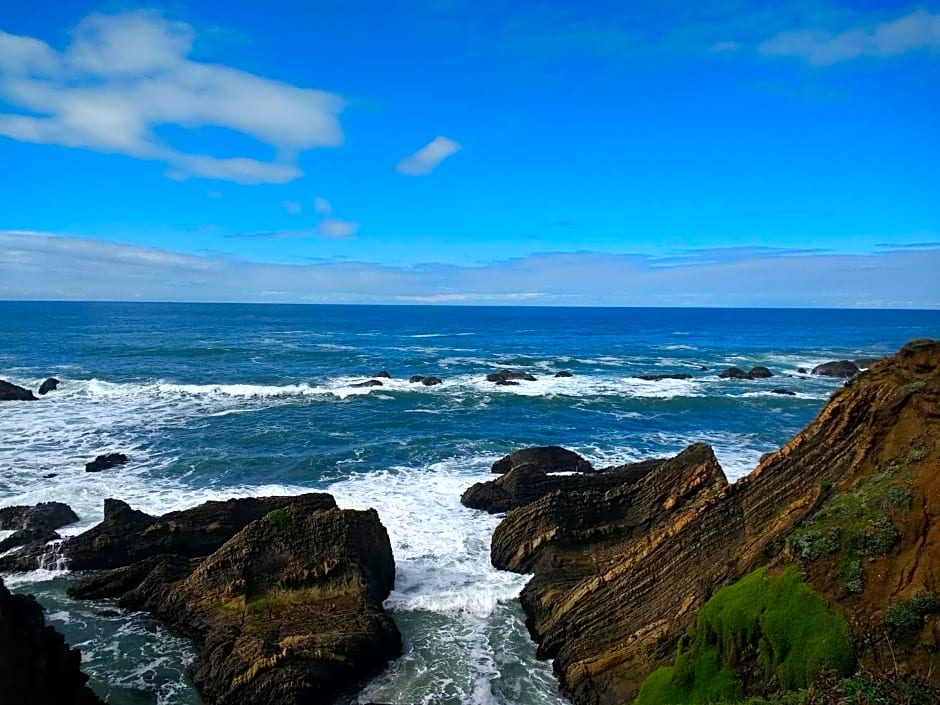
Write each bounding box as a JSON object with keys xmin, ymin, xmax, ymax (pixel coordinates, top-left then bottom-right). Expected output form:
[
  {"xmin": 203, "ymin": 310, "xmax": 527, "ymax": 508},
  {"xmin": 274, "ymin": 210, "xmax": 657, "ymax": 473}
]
[
  {"xmin": 0, "ymin": 502, "xmax": 79, "ymax": 533},
  {"xmin": 371, "ymin": 371, "xmax": 391, "ymax": 378},
  {"xmin": 486, "ymin": 370, "xmax": 537, "ymax": 383},
  {"xmin": 554, "ymin": 371, "xmax": 573, "ymax": 378},
  {"xmin": 463, "ymin": 458, "xmax": 665, "ymax": 514},
  {"xmin": 633, "ymin": 373, "xmax": 693, "ymax": 381},
  {"xmin": 350, "ymin": 380, "xmax": 383, "ymax": 388},
  {"xmin": 492, "ymin": 445, "xmax": 593, "ymax": 475},
  {"xmin": 771, "ymin": 388, "xmax": 797, "ymax": 396},
  {"xmin": 718, "ymin": 366, "xmax": 750, "ymax": 379},
  {"xmin": 495, "ymin": 379, "xmax": 520, "ymax": 386},
  {"xmin": 797, "ymin": 367, "xmax": 808, "ymax": 374},
  {"xmin": 420, "ymin": 376, "xmax": 442, "ymax": 386},
  {"xmin": 812, "ymin": 360, "xmax": 860, "ymax": 378},
  {"xmin": 71, "ymin": 503, "xmax": 401, "ymax": 705},
  {"xmin": 60, "ymin": 493, "xmax": 337, "ymax": 572},
  {"xmin": 748, "ymin": 366, "xmax": 773, "ymax": 379},
  {"xmin": 84, "ymin": 453, "xmax": 128, "ymax": 473},
  {"xmin": 43, "ymin": 473, "xmax": 58, "ymax": 479},
  {"xmin": 38, "ymin": 378, "xmax": 60, "ymax": 395},
  {"xmin": 853, "ymin": 357, "xmax": 882, "ymax": 369},
  {"xmin": 0, "ymin": 577, "xmax": 105, "ymax": 705},
  {"xmin": 0, "ymin": 380, "xmax": 37, "ymax": 401},
  {"xmin": 699, "ymin": 366, "xmax": 709, "ymax": 371},
  {"xmin": 0, "ymin": 526, "xmax": 60, "ymax": 554}
]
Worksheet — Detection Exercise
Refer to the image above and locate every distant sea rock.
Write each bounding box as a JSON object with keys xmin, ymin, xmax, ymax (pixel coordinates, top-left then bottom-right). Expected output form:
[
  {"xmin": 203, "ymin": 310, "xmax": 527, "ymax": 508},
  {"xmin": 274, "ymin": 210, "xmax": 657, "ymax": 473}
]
[
  {"xmin": 812, "ymin": 360, "xmax": 860, "ymax": 378},
  {"xmin": 372, "ymin": 371, "xmax": 392, "ymax": 378},
  {"xmin": 486, "ymin": 370, "xmax": 536, "ymax": 383},
  {"xmin": 748, "ymin": 366, "xmax": 773, "ymax": 379},
  {"xmin": 554, "ymin": 371, "xmax": 573, "ymax": 378},
  {"xmin": 84, "ymin": 453, "xmax": 129, "ymax": 473},
  {"xmin": 634, "ymin": 373, "xmax": 692, "ymax": 381},
  {"xmin": 408, "ymin": 375, "xmax": 442, "ymax": 385},
  {"xmin": 38, "ymin": 378, "xmax": 60, "ymax": 395},
  {"xmin": 0, "ymin": 380, "xmax": 37, "ymax": 401},
  {"xmin": 718, "ymin": 366, "xmax": 750, "ymax": 379},
  {"xmin": 351, "ymin": 380, "xmax": 383, "ymax": 388}
]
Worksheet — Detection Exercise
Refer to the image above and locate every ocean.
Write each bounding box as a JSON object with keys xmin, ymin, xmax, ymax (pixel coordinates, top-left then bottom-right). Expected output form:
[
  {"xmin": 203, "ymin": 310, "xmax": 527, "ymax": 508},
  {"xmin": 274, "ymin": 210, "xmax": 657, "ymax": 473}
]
[{"xmin": 2, "ymin": 302, "xmax": 938, "ymax": 705}]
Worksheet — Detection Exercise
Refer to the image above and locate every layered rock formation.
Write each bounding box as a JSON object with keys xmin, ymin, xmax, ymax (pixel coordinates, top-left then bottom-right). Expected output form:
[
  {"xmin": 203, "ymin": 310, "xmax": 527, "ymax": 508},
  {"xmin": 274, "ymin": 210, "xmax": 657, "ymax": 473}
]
[
  {"xmin": 0, "ymin": 577, "xmax": 105, "ymax": 705},
  {"xmin": 62, "ymin": 495, "xmax": 401, "ymax": 705},
  {"xmin": 482, "ymin": 339, "xmax": 940, "ymax": 704}
]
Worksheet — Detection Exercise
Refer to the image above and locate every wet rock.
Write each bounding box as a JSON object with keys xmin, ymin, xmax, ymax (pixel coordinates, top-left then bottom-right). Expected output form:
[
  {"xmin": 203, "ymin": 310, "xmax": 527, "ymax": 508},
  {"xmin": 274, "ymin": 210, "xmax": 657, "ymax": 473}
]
[
  {"xmin": 491, "ymin": 445, "xmax": 593, "ymax": 475},
  {"xmin": 771, "ymin": 388, "xmax": 797, "ymax": 396},
  {"xmin": 84, "ymin": 453, "xmax": 128, "ymax": 473},
  {"xmin": 372, "ymin": 371, "xmax": 391, "ymax": 378},
  {"xmin": 554, "ymin": 371, "xmax": 573, "ymax": 378},
  {"xmin": 0, "ymin": 380, "xmax": 37, "ymax": 401},
  {"xmin": 0, "ymin": 502, "xmax": 79, "ymax": 533},
  {"xmin": 797, "ymin": 367, "xmax": 808, "ymax": 374},
  {"xmin": 812, "ymin": 360, "xmax": 860, "ymax": 378},
  {"xmin": 495, "ymin": 379, "xmax": 519, "ymax": 386},
  {"xmin": 350, "ymin": 380, "xmax": 383, "ymax": 388},
  {"xmin": 486, "ymin": 370, "xmax": 537, "ymax": 383},
  {"xmin": 0, "ymin": 578, "xmax": 106, "ymax": 704},
  {"xmin": 42, "ymin": 473, "xmax": 58, "ymax": 479},
  {"xmin": 38, "ymin": 378, "xmax": 60, "ymax": 395},
  {"xmin": 748, "ymin": 366, "xmax": 774, "ymax": 379},
  {"xmin": 699, "ymin": 366, "xmax": 710, "ymax": 371},
  {"xmin": 420, "ymin": 376, "xmax": 442, "ymax": 386},
  {"xmin": 633, "ymin": 373, "xmax": 692, "ymax": 381},
  {"xmin": 718, "ymin": 366, "xmax": 750, "ymax": 379}
]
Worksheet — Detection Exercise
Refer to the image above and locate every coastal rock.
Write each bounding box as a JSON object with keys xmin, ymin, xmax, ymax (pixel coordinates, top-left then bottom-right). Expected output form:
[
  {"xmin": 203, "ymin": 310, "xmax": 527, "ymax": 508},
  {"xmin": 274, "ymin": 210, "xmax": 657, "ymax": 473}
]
[
  {"xmin": 372, "ymin": 371, "xmax": 392, "ymax": 378},
  {"xmin": 0, "ymin": 380, "xmax": 37, "ymax": 401},
  {"xmin": 484, "ymin": 339, "xmax": 940, "ymax": 704},
  {"xmin": 420, "ymin": 376, "xmax": 442, "ymax": 386},
  {"xmin": 718, "ymin": 366, "xmax": 749, "ymax": 379},
  {"xmin": 486, "ymin": 370, "xmax": 537, "ymax": 383},
  {"xmin": 633, "ymin": 373, "xmax": 692, "ymax": 381},
  {"xmin": 84, "ymin": 453, "xmax": 128, "ymax": 472},
  {"xmin": 71, "ymin": 503, "xmax": 400, "ymax": 705},
  {"xmin": 491, "ymin": 445, "xmax": 594, "ymax": 475},
  {"xmin": 854, "ymin": 357, "xmax": 882, "ymax": 369},
  {"xmin": 495, "ymin": 379, "xmax": 519, "ymax": 386},
  {"xmin": 554, "ymin": 371, "xmax": 573, "ymax": 378},
  {"xmin": 771, "ymin": 388, "xmax": 797, "ymax": 396},
  {"xmin": 748, "ymin": 366, "xmax": 773, "ymax": 378},
  {"xmin": 0, "ymin": 502, "xmax": 79, "ymax": 553},
  {"xmin": 812, "ymin": 360, "xmax": 860, "ymax": 377},
  {"xmin": 38, "ymin": 378, "xmax": 60, "ymax": 395},
  {"xmin": 351, "ymin": 380, "xmax": 383, "ymax": 388},
  {"xmin": 463, "ymin": 458, "xmax": 665, "ymax": 514},
  {"xmin": 0, "ymin": 577, "xmax": 105, "ymax": 705},
  {"xmin": 797, "ymin": 367, "xmax": 808, "ymax": 374}
]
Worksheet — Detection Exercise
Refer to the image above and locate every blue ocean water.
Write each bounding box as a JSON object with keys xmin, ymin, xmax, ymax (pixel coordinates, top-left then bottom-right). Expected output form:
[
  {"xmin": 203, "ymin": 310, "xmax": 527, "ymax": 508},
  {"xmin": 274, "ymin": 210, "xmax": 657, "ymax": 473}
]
[{"xmin": 1, "ymin": 302, "xmax": 937, "ymax": 705}]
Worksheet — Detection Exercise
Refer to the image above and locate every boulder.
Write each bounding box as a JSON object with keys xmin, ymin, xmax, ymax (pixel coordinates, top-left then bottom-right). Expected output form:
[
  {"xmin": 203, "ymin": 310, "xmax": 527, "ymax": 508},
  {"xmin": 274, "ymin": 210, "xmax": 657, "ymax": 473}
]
[
  {"xmin": 38, "ymin": 378, "xmax": 60, "ymax": 395},
  {"xmin": 797, "ymin": 367, "xmax": 808, "ymax": 374},
  {"xmin": 812, "ymin": 360, "xmax": 860, "ymax": 378},
  {"xmin": 486, "ymin": 370, "xmax": 537, "ymax": 383},
  {"xmin": 0, "ymin": 577, "xmax": 106, "ymax": 705},
  {"xmin": 491, "ymin": 445, "xmax": 593, "ymax": 475},
  {"xmin": 420, "ymin": 376, "xmax": 442, "ymax": 386},
  {"xmin": 718, "ymin": 366, "xmax": 750, "ymax": 379},
  {"xmin": 70, "ymin": 504, "xmax": 401, "ymax": 705},
  {"xmin": 350, "ymin": 380, "xmax": 383, "ymax": 388},
  {"xmin": 771, "ymin": 389, "xmax": 797, "ymax": 396},
  {"xmin": 748, "ymin": 366, "xmax": 773, "ymax": 379},
  {"xmin": 371, "ymin": 371, "xmax": 391, "ymax": 378},
  {"xmin": 633, "ymin": 373, "xmax": 692, "ymax": 381},
  {"xmin": 0, "ymin": 380, "xmax": 37, "ymax": 401},
  {"xmin": 84, "ymin": 453, "xmax": 128, "ymax": 473},
  {"xmin": 0, "ymin": 502, "xmax": 79, "ymax": 553},
  {"xmin": 554, "ymin": 371, "xmax": 573, "ymax": 378}
]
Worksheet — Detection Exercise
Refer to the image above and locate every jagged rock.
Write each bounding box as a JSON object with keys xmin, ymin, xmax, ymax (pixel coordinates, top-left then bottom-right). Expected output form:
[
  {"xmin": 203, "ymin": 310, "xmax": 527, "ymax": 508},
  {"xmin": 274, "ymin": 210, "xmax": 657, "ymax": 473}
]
[
  {"xmin": 812, "ymin": 360, "xmax": 860, "ymax": 377},
  {"xmin": 0, "ymin": 380, "xmax": 37, "ymax": 401},
  {"xmin": 372, "ymin": 371, "xmax": 391, "ymax": 378},
  {"xmin": 421, "ymin": 376, "xmax": 442, "ymax": 386},
  {"xmin": 634, "ymin": 373, "xmax": 692, "ymax": 381},
  {"xmin": 486, "ymin": 339, "xmax": 940, "ymax": 704},
  {"xmin": 486, "ymin": 370, "xmax": 536, "ymax": 383},
  {"xmin": 59, "ymin": 494, "xmax": 336, "ymax": 572},
  {"xmin": 463, "ymin": 459, "xmax": 665, "ymax": 514},
  {"xmin": 351, "ymin": 380, "xmax": 383, "ymax": 388},
  {"xmin": 0, "ymin": 502, "xmax": 79, "ymax": 554},
  {"xmin": 84, "ymin": 453, "xmax": 128, "ymax": 472},
  {"xmin": 554, "ymin": 371, "xmax": 573, "ymax": 378},
  {"xmin": 748, "ymin": 366, "xmax": 773, "ymax": 378},
  {"xmin": 771, "ymin": 389, "xmax": 797, "ymax": 396},
  {"xmin": 0, "ymin": 577, "xmax": 105, "ymax": 705},
  {"xmin": 491, "ymin": 446, "xmax": 593, "ymax": 475},
  {"xmin": 38, "ymin": 378, "xmax": 60, "ymax": 395},
  {"xmin": 71, "ymin": 504, "xmax": 400, "ymax": 705},
  {"xmin": 718, "ymin": 366, "xmax": 750, "ymax": 379}
]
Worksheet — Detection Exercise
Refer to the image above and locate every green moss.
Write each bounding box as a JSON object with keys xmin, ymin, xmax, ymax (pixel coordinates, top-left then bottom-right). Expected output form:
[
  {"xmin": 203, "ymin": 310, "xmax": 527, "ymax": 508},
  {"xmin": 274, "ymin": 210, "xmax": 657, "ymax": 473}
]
[
  {"xmin": 634, "ymin": 568, "xmax": 854, "ymax": 705},
  {"xmin": 265, "ymin": 507, "xmax": 293, "ymax": 529},
  {"xmin": 838, "ymin": 557, "xmax": 864, "ymax": 594}
]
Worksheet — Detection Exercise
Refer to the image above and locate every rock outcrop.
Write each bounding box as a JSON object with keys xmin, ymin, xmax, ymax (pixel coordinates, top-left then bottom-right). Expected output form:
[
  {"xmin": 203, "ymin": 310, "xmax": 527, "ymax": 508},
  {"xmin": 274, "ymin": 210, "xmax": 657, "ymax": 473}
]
[
  {"xmin": 84, "ymin": 453, "xmax": 128, "ymax": 472},
  {"xmin": 482, "ymin": 339, "xmax": 940, "ymax": 705},
  {"xmin": 718, "ymin": 366, "xmax": 750, "ymax": 379},
  {"xmin": 486, "ymin": 370, "xmax": 537, "ymax": 383},
  {"xmin": 0, "ymin": 577, "xmax": 105, "ymax": 705},
  {"xmin": 38, "ymin": 378, "xmax": 60, "ymax": 395},
  {"xmin": 491, "ymin": 445, "xmax": 593, "ymax": 475},
  {"xmin": 633, "ymin": 373, "xmax": 692, "ymax": 381},
  {"xmin": 0, "ymin": 502, "xmax": 79, "ymax": 553},
  {"xmin": 748, "ymin": 365, "xmax": 773, "ymax": 378},
  {"xmin": 0, "ymin": 380, "xmax": 37, "ymax": 401},
  {"xmin": 408, "ymin": 375, "xmax": 442, "ymax": 386},
  {"xmin": 812, "ymin": 359, "xmax": 860, "ymax": 377},
  {"xmin": 65, "ymin": 496, "xmax": 401, "ymax": 705}
]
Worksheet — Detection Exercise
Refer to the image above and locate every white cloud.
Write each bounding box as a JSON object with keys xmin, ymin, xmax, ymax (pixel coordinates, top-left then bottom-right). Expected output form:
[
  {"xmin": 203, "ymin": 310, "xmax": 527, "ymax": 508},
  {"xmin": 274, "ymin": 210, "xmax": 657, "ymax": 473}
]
[
  {"xmin": 317, "ymin": 218, "xmax": 359, "ymax": 238},
  {"xmin": 0, "ymin": 11, "xmax": 345, "ymax": 183},
  {"xmin": 314, "ymin": 197, "xmax": 332, "ymax": 215},
  {"xmin": 759, "ymin": 10, "xmax": 940, "ymax": 65},
  {"xmin": 282, "ymin": 200, "xmax": 302, "ymax": 215},
  {"xmin": 396, "ymin": 136, "xmax": 461, "ymax": 175}
]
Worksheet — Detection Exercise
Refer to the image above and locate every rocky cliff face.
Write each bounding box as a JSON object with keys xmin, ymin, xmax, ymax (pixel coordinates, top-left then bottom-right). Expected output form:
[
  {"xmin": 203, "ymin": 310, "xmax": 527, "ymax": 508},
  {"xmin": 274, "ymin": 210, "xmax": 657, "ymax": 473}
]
[
  {"xmin": 0, "ymin": 577, "xmax": 105, "ymax": 705},
  {"xmin": 485, "ymin": 339, "xmax": 940, "ymax": 704}
]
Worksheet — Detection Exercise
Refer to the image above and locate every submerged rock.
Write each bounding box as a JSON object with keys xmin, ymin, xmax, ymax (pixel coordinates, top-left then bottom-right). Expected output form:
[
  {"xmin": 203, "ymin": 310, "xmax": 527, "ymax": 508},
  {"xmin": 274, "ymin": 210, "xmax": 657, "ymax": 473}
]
[
  {"xmin": 38, "ymin": 378, "xmax": 60, "ymax": 395},
  {"xmin": 633, "ymin": 373, "xmax": 692, "ymax": 381},
  {"xmin": 84, "ymin": 453, "xmax": 128, "ymax": 473},
  {"xmin": 0, "ymin": 380, "xmax": 37, "ymax": 401},
  {"xmin": 812, "ymin": 360, "xmax": 860, "ymax": 377},
  {"xmin": 554, "ymin": 370, "xmax": 573, "ymax": 378},
  {"xmin": 771, "ymin": 388, "xmax": 797, "ymax": 396},
  {"xmin": 351, "ymin": 379, "xmax": 383, "ymax": 388},
  {"xmin": 491, "ymin": 445, "xmax": 593, "ymax": 475},
  {"xmin": 0, "ymin": 577, "xmax": 105, "ymax": 705}
]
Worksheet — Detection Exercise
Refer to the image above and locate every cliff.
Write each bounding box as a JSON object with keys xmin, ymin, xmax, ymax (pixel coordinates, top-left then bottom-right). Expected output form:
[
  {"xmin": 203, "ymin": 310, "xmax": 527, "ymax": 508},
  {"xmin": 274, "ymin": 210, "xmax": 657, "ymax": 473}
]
[{"xmin": 485, "ymin": 339, "xmax": 940, "ymax": 704}]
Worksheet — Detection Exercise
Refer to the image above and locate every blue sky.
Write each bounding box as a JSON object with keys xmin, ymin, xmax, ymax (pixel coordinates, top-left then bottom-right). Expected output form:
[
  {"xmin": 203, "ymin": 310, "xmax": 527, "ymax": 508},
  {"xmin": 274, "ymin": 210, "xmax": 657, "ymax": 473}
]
[{"xmin": 0, "ymin": 0, "xmax": 938, "ymax": 306}]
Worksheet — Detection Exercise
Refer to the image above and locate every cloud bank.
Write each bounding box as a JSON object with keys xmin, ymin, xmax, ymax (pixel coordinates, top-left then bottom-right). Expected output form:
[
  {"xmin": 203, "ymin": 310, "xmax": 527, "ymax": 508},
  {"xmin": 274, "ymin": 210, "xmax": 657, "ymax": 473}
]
[
  {"xmin": 0, "ymin": 11, "xmax": 345, "ymax": 183},
  {"xmin": 1, "ymin": 231, "xmax": 936, "ymax": 308}
]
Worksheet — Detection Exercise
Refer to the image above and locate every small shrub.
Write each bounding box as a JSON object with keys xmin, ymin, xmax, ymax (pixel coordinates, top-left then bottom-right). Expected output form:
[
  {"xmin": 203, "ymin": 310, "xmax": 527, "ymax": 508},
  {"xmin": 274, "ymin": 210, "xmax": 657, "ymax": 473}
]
[
  {"xmin": 838, "ymin": 557, "xmax": 864, "ymax": 595},
  {"xmin": 266, "ymin": 507, "xmax": 293, "ymax": 529},
  {"xmin": 908, "ymin": 591, "xmax": 940, "ymax": 616},
  {"xmin": 791, "ymin": 527, "xmax": 841, "ymax": 561},
  {"xmin": 883, "ymin": 603, "xmax": 921, "ymax": 631},
  {"xmin": 857, "ymin": 518, "xmax": 899, "ymax": 556}
]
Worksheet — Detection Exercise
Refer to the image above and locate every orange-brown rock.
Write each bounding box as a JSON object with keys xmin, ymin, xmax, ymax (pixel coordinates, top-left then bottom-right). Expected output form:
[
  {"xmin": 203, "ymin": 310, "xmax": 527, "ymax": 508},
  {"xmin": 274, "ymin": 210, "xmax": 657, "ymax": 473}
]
[{"xmin": 486, "ymin": 339, "xmax": 940, "ymax": 705}]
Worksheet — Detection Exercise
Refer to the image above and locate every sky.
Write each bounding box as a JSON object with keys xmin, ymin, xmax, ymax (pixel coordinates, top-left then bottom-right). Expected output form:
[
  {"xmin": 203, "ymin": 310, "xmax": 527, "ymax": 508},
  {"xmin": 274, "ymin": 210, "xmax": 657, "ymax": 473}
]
[{"xmin": 0, "ymin": 0, "xmax": 938, "ymax": 307}]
